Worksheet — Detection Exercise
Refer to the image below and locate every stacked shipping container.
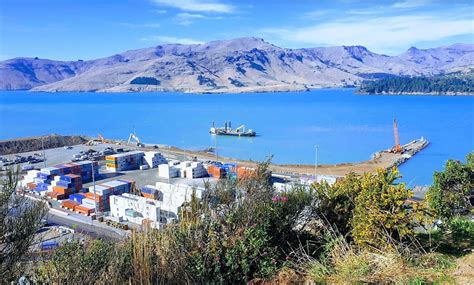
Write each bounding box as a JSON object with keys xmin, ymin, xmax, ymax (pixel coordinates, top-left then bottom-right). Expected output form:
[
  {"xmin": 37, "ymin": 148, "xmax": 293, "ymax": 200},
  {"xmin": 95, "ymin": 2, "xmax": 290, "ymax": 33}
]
[
  {"xmin": 207, "ymin": 162, "xmax": 256, "ymax": 180},
  {"xmin": 143, "ymin": 152, "xmax": 167, "ymax": 168},
  {"xmin": 22, "ymin": 161, "xmax": 98, "ymax": 196},
  {"xmin": 105, "ymin": 151, "xmax": 145, "ymax": 172},
  {"xmin": 48, "ymin": 174, "xmax": 83, "ymax": 200}
]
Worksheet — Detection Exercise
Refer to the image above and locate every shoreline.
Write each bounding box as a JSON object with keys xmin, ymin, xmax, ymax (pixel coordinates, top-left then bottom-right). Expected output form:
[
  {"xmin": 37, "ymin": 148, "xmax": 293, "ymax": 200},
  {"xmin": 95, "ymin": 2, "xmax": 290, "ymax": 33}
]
[
  {"xmin": 0, "ymin": 134, "xmax": 429, "ymax": 177},
  {"xmin": 358, "ymin": 91, "xmax": 474, "ymax": 96},
  {"xmin": 1, "ymin": 86, "xmax": 354, "ymax": 95},
  {"xmin": 153, "ymin": 138, "xmax": 429, "ymax": 177},
  {"xmin": 3, "ymin": 87, "xmax": 471, "ymax": 96}
]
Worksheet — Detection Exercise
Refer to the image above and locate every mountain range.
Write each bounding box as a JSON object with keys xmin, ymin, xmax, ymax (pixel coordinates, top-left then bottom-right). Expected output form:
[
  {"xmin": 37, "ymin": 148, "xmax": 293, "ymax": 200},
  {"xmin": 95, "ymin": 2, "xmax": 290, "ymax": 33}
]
[{"xmin": 1, "ymin": 37, "xmax": 472, "ymax": 93}]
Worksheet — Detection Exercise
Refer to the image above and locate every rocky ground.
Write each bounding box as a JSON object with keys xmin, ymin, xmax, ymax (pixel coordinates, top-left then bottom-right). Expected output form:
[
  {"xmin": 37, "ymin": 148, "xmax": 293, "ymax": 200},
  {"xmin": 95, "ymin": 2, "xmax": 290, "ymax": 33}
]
[{"xmin": 0, "ymin": 134, "xmax": 90, "ymax": 155}]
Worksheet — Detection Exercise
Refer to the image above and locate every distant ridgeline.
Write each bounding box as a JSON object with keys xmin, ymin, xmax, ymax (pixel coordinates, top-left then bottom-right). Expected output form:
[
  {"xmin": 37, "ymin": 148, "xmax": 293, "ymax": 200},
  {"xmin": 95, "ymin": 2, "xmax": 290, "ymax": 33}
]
[{"xmin": 358, "ymin": 72, "xmax": 474, "ymax": 95}]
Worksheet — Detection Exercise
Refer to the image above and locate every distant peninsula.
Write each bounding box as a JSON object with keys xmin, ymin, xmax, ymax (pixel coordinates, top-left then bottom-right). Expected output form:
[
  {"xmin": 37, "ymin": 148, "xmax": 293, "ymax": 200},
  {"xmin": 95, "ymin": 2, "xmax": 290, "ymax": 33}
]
[
  {"xmin": 358, "ymin": 72, "xmax": 474, "ymax": 96},
  {"xmin": 0, "ymin": 38, "xmax": 473, "ymax": 93}
]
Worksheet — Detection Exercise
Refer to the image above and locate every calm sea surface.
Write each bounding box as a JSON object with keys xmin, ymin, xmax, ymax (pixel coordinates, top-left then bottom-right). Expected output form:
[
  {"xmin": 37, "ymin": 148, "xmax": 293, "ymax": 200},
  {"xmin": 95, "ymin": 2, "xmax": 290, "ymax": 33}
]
[{"xmin": 1, "ymin": 89, "xmax": 473, "ymax": 186}]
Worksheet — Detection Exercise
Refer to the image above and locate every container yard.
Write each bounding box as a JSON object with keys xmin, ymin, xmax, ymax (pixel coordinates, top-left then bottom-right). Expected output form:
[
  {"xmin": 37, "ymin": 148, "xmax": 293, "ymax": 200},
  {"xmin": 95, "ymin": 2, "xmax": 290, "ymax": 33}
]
[{"xmin": 6, "ymin": 128, "xmax": 429, "ymax": 239}]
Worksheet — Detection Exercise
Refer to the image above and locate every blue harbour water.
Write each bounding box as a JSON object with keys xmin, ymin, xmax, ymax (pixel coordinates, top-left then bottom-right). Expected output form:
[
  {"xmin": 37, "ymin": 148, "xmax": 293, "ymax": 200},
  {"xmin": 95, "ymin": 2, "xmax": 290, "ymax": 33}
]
[{"xmin": 0, "ymin": 89, "xmax": 473, "ymax": 186}]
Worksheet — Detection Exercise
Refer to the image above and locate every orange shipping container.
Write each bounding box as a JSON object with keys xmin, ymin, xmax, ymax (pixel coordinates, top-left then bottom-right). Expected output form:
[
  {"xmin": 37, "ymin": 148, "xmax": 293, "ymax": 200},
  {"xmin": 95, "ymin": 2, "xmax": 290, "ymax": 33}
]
[
  {"xmin": 207, "ymin": 165, "xmax": 224, "ymax": 178},
  {"xmin": 75, "ymin": 205, "xmax": 95, "ymax": 216},
  {"xmin": 27, "ymin": 182, "xmax": 36, "ymax": 190},
  {"xmin": 53, "ymin": 186, "xmax": 71, "ymax": 195},
  {"xmin": 237, "ymin": 166, "xmax": 256, "ymax": 180},
  {"xmin": 47, "ymin": 192, "xmax": 67, "ymax": 200},
  {"xmin": 84, "ymin": 192, "xmax": 103, "ymax": 201},
  {"xmin": 142, "ymin": 193, "xmax": 155, "ymax": 199},
  {"xmin": 61, "ymin": 200, "xmax": 79, "ymax": 210}
]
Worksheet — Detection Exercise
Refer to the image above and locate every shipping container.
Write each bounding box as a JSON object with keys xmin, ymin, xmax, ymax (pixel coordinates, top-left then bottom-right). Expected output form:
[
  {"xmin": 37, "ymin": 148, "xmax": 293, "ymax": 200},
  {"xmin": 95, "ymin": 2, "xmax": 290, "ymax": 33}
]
[
  {"xmin": 75, "ymin": 205, "xmax": 95, "ymax": 216},
  {"xmin": 69, "ymin": 193, "xmax": 85, "ymax": 204},
  {"xmin": 61, "ymin": 200, "xmax": 79, "ymax": 210}
]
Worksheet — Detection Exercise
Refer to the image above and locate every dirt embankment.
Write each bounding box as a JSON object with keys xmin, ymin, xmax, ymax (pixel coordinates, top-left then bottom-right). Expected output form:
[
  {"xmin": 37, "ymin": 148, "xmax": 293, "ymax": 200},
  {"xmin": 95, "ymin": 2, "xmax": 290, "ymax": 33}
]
[{"xmin": 0, "ymin": 134, "xmax": 91, "ymax": 155}]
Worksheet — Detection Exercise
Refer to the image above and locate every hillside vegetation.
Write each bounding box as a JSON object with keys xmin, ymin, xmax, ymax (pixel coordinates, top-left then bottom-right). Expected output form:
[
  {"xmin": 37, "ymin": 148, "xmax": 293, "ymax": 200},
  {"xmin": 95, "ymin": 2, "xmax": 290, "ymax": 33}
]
[
  {"xmin": 359, "ymin": 72, "xmax": 474, "ymax": 95},
  {"xmin": 2, "ymin": 153, "xmax": 473, "ymax": 284}
]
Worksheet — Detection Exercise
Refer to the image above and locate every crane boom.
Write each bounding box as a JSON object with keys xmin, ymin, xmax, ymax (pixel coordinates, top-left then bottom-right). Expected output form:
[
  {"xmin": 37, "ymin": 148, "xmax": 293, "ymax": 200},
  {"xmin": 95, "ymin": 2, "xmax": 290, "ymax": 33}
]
[
  {"xmin": 236, "ymin": 124, "xmax": 246, "ymax": 131},
  {"xmin": 393, "ymin": 118, "xmax": 401, "ymax": 152}
]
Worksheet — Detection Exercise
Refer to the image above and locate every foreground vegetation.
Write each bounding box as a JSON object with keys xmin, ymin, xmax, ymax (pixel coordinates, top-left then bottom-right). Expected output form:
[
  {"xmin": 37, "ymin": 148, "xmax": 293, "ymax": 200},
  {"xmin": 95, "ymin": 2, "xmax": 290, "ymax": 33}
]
[
  {"xmin": 359, "ymin": 72, "xmax": 474, "ymax": 95},
  {"xmin": 2, "ymin": 153, "xmax": 473, "ymax": 284}
]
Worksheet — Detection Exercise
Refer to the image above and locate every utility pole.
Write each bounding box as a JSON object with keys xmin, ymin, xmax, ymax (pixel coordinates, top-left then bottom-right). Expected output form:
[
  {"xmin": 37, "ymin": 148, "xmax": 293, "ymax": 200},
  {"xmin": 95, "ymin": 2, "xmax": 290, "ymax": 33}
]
[
  {"xmin": 314, "ymin": 145, "xmax": 319, "ymax": 182},
  {"xmin": 182, "ymin": 140, "xmax": 186, "ymax": 161},
  {"xmin": 41, "ymin": 137, "xmax": 46, "ymax": 168},
  {"xmin": 91, "ymin": 161, "xmax": 97, "ymax": 225},
  {"xmin": 215, "ymin": 135, "xmax": 218, "ymax": 161}
]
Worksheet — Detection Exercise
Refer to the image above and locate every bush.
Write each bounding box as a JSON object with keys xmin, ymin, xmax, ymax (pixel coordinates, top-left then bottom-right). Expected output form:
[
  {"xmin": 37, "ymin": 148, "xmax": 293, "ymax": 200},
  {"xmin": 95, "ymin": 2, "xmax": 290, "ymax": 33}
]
[
  {"xmin": 35, "ymin": 239, "xmax": 115, "ymax": 284},
  {"xmin": 449, "ymin": 217, "xmax": 474, "ymax": 240},
  {"xmin": 426, "ymin": 152, "xmax": 474, "ymax": 221}
]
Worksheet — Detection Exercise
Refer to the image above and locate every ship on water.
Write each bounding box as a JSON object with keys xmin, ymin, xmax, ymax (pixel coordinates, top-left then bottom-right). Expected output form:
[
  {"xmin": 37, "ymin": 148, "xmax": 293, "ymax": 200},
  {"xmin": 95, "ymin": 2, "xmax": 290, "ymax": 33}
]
[{"xmin": 209, "ymin": 121, "xmax": 256, "ymax": 137}]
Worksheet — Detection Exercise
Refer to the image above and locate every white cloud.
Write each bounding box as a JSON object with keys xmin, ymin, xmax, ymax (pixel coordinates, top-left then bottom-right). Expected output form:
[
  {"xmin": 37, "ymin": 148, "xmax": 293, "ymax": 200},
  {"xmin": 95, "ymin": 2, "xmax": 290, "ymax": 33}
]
[
  {"xmin": 140, "ymin": 35, "xmax": 204, "ymax": 45},
  {"xmin": 174, "ymin": 12, "xmax": 205, "ymax": 25},
  {"xmin": 391, "ymin": 0, "xmax": 431, "ymax": 9},
  {"xmin": 173, "ymin": 12, "xmax": 221, "ymax": 25},
  {"xmin": 261, "ymin": 14, "xmax": 474, "ymax": 54},
  {"xmin": 151, "ymin": 0, "xmax": 234, "ymax": 13}
]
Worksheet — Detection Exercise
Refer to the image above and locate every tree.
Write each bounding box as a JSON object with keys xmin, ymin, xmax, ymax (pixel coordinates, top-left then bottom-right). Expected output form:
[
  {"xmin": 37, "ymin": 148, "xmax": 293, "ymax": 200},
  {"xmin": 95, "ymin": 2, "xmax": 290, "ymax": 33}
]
[
  {"xmin": 426, "ymin": 152, "xmax": 474, "ymax": 221},
  {"xmin": 0, "ymin": 167, "xmax": 47, "ymax": 281},
  {"xmin": 312, "ymin": 173, "xmax": 361, "ymax": 237},
  {"xmin": 351, "ymin": 168, "xmax": 422, "ymax": 248}
]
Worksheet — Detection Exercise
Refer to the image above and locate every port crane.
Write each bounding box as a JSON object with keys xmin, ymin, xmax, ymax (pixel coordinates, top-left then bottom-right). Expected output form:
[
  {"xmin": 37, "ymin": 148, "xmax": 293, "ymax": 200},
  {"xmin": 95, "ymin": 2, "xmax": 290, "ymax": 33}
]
[
  {"xmin": 235, "ymin": 124, "xmax": 246, "ymax": 133},
  {"xmin": 86, "ymin": 134, "xmax": 107, "ymax": 146},
  {"xmin": 127, "ymin": 131, "xmax": 144, "ymax": 147},
  {"xmin": 392, "ymin": 118, "xmax": 402, "ymax": 153},
  {"xmin": 98, "ymin": 134, "xmax": 106, "ymax": 144}
]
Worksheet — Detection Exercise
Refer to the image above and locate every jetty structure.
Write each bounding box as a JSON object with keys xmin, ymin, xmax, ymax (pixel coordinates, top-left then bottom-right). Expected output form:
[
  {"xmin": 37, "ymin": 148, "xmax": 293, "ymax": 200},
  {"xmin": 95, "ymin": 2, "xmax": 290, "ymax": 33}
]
[{"xmin": 209, "ymin": 121, "xmax": 256, "ymax": 137}]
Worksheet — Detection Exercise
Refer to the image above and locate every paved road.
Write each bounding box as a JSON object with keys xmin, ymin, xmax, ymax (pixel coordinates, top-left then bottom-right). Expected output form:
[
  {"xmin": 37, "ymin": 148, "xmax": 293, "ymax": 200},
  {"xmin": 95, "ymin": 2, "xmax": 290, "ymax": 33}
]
[{"xmin": 47, "ymin": 212, "xmax": 125, "ymax": 241}]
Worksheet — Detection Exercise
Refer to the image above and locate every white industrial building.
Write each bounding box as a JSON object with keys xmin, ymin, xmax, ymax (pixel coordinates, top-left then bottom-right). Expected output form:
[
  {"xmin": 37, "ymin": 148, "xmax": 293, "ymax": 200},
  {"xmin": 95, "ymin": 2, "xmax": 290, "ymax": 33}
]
[
  {"xmin": 109, "ymin": 193, "xmax": 164, "ymax": 229},
  {"xmin": 108, "ymin": 181, "xmax": 207, "ymax": 228}
]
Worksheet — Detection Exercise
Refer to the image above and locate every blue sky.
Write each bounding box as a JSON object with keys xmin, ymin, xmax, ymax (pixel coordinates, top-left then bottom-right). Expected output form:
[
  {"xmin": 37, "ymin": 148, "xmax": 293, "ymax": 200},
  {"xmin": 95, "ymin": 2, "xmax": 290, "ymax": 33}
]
[{"xmin": 0, "ymin": 0, "xmax": 473, "ymax": 60}]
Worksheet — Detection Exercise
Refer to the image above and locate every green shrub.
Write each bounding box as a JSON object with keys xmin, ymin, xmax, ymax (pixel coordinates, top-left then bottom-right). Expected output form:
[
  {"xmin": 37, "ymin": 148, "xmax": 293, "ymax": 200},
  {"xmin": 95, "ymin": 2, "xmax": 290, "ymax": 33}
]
[
  {"xmin": 449, "ymin": 217, "xmax": 474, "ymax": 240},
  {"xmin": 130, "ymin": 76, "xmax": 160, "ymax": 85}
]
